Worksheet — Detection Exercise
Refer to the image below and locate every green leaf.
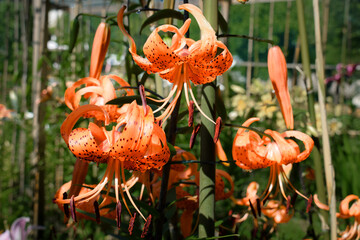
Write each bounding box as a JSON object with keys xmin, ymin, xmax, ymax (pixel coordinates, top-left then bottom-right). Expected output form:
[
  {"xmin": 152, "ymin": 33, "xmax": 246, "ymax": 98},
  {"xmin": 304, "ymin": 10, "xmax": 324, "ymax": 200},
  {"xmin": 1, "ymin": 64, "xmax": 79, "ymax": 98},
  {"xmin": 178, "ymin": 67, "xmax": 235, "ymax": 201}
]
[
  {"xmin": 218, "ymin": 10, "xmax": 228, "ymax": 33},
  {"xmin": 69, "ymin": 16, "xmax": 80, "ymax": 53},
  {"xmin": 166, "ymin": 142, "xmax": 177, "ymax": 158},
  {"xmin": 140, "ymin": 9, "xmax": 184, "ymax": 34}
]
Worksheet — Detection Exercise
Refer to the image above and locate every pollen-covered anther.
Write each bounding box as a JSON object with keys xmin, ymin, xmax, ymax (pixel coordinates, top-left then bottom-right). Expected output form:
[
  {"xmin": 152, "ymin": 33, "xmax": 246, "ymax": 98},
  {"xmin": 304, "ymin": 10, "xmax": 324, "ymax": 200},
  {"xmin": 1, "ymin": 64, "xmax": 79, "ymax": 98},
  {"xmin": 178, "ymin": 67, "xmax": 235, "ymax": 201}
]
[
  {"xmin": 116, "ymin": 201, "xmax": 122, "ymax": 228},
  {"xmin": 141, "ymin": 214, "xmax": 152, "ymax": 238},
  {"xmin": 63, "ymin": 192, "xmax": 69, "ymax": 218},
  {"xmin": 306, "ymin": 195, "xmax": 313, "ymax": 213},
  {"xmin": 188, "ymin": 100, "xmax": 194, "ymax": 127},
  {"xmin": 214, "ymin": 117, "xmax": 222, "ymax": 143},
  {"xmin": 189, "ymin": 124, "xmax": 201, "ymax": 149},
  {"xmin": 249, "ymin": 199, "xmax": 257, "ymax": 219},
  {"xmin": 128, "ymin": 212, "xmax": 137, "ymax": 235},
  {"xmin": 286, "ymin": 195, "xmax": 291, "ymax": 214},
  {"xmin": 94, "ymin": 201, "xmax": 100, "ymax": 224},
  {"xmin": 70, "ymin": 195, "xmax": 77, "ymax": 222},
  {"xmin": 139, "ymin": 85, "xmax": 147, "ymax": 115}
]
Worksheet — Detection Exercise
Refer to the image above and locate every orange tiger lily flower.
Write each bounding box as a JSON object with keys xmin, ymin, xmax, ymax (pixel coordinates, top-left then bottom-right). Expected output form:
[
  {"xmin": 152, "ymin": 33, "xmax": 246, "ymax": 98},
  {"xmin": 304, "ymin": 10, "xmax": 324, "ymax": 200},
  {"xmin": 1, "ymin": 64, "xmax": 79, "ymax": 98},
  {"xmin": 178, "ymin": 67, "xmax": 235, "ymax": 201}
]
[
  {"xmin": 57, "ymin": 101, "xmax": 170, "ymax": 223},
  {"xmin": 118, "ymin": 4, "xmax": 233, "ymax": 124},
  {"xmin": 268, "ymin": 46, "xmax": 293, "ymax": 129},
  {"xmin": 232, "ymin": 117, "xmax": 314, "ymax": 203},
  {"xmin": 314, "ymin": 194, "xmax": 360, "ymax": 239}
]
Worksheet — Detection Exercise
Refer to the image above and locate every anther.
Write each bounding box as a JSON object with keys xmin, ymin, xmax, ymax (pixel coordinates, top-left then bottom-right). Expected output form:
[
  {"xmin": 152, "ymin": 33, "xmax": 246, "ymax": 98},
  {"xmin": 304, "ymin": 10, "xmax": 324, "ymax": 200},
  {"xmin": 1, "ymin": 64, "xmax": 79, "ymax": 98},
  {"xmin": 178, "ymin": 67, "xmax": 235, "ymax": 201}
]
[
  {"xmin": 116, "ymin": 201, "xmax": 122, "ymax": 228},
  {"xmin": 189, "ymin": 124, "xmax": 201, "ymax": 149},
  {"xmin": 128, "ymin": 212, "xmax": 137, "ymax": 235},
  {"xmin": 214, "ymin": 117, "xmax": 222, "ymax": 143},
  {"xmin": 63, "ymin": 192, "xmax": 69, "ymax": 218},
  {"xmin": 286, "ymin": 195, "xmax": 291, "ymax": 214},
  {"xmin": 139, "ymin": 85, "xmax": 147, "ymax": 115},
  {"xmin": 256, "ymin": 198, "xmax": 261, "ymax": 217},
  {"xmin": 249, "ymin": 200, "xmax": 257, "ymax": 219},
  {"xmin": 188, "ymin": 100, "xmax": 194, "ymax": 127},
  {"xmin": 141, "ymin": 214, "xmax": 152, "ymax": 238},
  {"xmin": 306, "ymin": 195, "xmax": 313, "ymax": 213},
  {"xmin": 70, "ymin": 195, "xmax": 77, "ymax": 222},
  {"xmin": 94, "ymin": 201, "xmax": 100, "ymax": 224}
]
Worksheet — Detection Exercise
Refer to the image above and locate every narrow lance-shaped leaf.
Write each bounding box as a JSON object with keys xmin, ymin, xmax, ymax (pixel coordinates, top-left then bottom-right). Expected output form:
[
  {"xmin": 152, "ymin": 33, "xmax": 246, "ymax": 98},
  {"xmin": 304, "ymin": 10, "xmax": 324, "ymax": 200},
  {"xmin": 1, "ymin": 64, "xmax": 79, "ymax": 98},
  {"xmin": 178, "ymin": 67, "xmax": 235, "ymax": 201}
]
[
  {"xmin": 140, "ymin": 9, "xmax": 184, "ymax": 34},
  {"xmin": 69, "ymin": 16, "xmax": 80, "ymax": 53}
]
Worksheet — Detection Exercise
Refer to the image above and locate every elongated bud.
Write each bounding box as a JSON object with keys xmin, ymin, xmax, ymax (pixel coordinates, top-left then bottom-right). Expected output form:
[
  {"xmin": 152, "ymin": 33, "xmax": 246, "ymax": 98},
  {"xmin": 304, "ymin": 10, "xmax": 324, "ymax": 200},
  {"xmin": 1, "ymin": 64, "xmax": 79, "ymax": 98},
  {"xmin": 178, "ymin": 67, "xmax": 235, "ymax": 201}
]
[
  {"xmin": 70, "ymin": 195, "xmax": 77, "ymax": 222},
  {"xmin": 188, "ymin": 101, "xmax": 194, "ymax": 127},
  {"xmin": 141, "ymin": 214, "xmax": 152, "ymax": 238},
  {"xmin": 116, "ymin": 202, "xmax": 122, "ymax": 229},
  {"xmin": 128, "ymin": 212, "xmax": 137, "ymax": 235},
  {"xmin": 268, "ymin": 46, "xmax": 294, "ymax": 129},
  {"xmin": 89, "ymin": 22, "xmax": 111, "ymax": 79}
]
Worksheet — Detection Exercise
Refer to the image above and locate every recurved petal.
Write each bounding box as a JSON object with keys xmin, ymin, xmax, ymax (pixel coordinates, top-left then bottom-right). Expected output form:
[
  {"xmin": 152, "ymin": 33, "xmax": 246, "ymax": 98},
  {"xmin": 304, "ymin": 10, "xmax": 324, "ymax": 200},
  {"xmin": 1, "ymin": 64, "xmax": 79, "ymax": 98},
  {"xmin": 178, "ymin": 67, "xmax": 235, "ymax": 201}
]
[
  {"xmin": 107, "ymin": 74, "xmax": 134, "ymax": 96},
  {"xmin": 117, "ymin": 6, "xmax": 161, "ymax": 74},
  {"xmin": 265, "ymin": 130, "xmax": 298, "ymax": 165},
  {"xmin": 143, "ymin": 25, "xmax": 184, "ymax": 70},
  {"xmin": 179, "ymin": 4, "xmax": 217, "ymax": 62},
  {"xmin": 215, "ymin": 169, "xmax": 234, "ymax": 200},
  {"xmin": 61, "ymin": 104, "xmax": 109, "ymax": 144},
  {"xmin": 339, "ymin": 195, "xmax": 359, "ymax": 218},
  {"xmin": 187, "ymin": 41, "xmax": 233, "ymax": 85},
  {"xmin": 282, "ymin": 130, "xmax": 314, "ymax": 163},
  {"xmin": 64, "ymin": 77, "xmax": 100, "ymax": 110},
  {"xmin": 67, "ymin": 127, "xmax": 107, "ymax": 162}
]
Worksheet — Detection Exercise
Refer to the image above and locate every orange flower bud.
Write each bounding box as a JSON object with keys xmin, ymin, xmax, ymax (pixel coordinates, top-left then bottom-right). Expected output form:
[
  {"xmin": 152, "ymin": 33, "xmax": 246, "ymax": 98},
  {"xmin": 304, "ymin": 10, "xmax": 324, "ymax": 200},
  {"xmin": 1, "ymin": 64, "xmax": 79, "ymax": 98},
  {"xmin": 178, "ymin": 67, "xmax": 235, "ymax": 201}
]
[
  {"xmin": 89, "ymin": 22, "xmax": 111, "ymax": 79},
  {"xmin": 268, "ymin": 46, "xmax": 294, "ymax": 130}
]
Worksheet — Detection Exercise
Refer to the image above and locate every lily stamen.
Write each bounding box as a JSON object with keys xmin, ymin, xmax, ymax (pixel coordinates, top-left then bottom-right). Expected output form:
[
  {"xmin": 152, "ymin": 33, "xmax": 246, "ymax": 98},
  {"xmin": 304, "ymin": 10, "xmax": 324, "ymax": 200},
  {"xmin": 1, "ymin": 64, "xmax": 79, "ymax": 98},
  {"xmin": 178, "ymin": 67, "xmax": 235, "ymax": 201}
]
[
  {"xmin": 116, "ymin": 201, "xmax": 122, "ymax": 228},
  {"xmin": 94, "ymin": 201, "xmax": 100, "ymax": 224},
  {"xmin": 70, "ymin": 195, "xmax": 77, "ymax": 222}
]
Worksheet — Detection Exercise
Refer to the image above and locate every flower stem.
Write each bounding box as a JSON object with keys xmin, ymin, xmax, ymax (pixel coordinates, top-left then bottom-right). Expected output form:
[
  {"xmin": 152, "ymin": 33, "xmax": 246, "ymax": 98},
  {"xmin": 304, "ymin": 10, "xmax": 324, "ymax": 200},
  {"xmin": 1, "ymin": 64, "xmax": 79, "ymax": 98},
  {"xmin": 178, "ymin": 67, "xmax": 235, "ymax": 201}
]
[
  {"xmin": 198, "ymin": 0, "xmax": 218, "ymax": 238},
  {"xmin": 296, "ymin": 0, "xmax": 329, "ymax": 238},
  {"xmin": 312, "ymin": 0, "xmax": 337, "ymax": 238}
]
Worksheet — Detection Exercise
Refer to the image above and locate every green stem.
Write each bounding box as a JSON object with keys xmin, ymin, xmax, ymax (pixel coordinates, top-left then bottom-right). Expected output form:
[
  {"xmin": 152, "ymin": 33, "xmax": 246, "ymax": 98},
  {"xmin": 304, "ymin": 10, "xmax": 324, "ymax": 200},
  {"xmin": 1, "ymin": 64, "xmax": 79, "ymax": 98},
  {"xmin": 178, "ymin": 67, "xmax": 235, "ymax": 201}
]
[
  {"xmin": 312, "ymin": 0, "xmax": 337, "ymax": 238},
  {"xmin": 296, "ymin": 1, "xmax": 329, "ymax": 238},
  {"xmin": 199, "ymin": 1, "xmax": 218, "ymax": 238}
]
